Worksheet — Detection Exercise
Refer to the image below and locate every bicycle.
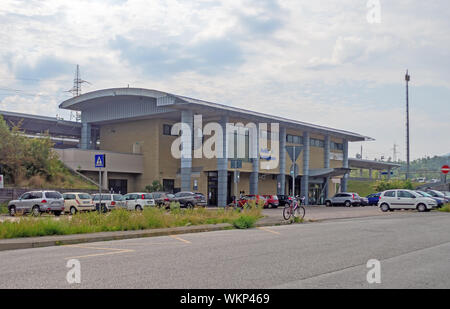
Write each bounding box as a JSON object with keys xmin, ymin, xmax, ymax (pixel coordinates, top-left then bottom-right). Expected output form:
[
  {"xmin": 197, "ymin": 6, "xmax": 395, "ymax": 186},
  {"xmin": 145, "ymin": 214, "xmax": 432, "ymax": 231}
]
[{"xmin": 283, "ymin": 196, "xmax": 306, "ymax": 220}]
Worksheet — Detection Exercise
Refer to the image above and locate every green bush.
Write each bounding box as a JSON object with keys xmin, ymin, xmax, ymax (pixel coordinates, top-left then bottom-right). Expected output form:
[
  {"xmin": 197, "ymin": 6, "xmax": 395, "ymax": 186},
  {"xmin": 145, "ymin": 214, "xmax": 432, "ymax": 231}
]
[
  {"xmin": 145, "ymin": 180, "xmax": 163, "ymax": 192},
  {"xmin": 0, "ymin": 203, "xmax": 8, "ymax": 214},
  {"xmin": 372, "ymin": 180, "xmax": 414, "ymax": 192},
  {"xmin": 232, "ymin": 215, "xmax": 258, "ymax": 229},
  {"xmin": 439, "ymin": 205, "xmax": 450, "ymax": 213}
]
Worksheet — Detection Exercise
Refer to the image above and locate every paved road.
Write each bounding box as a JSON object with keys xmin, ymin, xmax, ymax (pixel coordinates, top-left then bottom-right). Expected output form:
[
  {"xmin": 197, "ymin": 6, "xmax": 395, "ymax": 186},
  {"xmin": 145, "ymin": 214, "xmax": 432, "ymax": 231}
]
[{"xmin": 0, "ymin": 212, "xmax": 449, "ymax": 289}]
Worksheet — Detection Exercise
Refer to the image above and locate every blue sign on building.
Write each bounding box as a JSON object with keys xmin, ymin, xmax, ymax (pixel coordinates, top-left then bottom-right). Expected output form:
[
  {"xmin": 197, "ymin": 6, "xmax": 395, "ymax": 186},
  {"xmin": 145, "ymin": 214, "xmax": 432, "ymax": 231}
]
[{"xmin": 95, "ymin": 154, "xmax": 106, "ymax": 168}]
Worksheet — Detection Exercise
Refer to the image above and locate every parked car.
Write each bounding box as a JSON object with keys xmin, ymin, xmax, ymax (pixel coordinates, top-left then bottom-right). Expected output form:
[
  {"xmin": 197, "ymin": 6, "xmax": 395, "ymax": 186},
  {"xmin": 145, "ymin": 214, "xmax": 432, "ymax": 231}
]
[
  {"xmin": 277, "ymin": 195, "xmax": 295, "ymax": 207},
  {"xmin": 92, "ymin": 193, "xmax": 125, "ymax": 212},
  {"xmin": 415, "ymin": 191, "xmax": 444, "ymax": 208},
  {"xmin": 378, "ymin": 189, "xmax": 437, "ymax": 212},
  {"xmin": 425, "ymin": 190, "xmax": 450, "ymax": 203},
  {"xmin": 8, "ymin": 191, "xmax": 65, "ymax": 216},
  {"xmin": 245, "ymin": 195, "xmax": 268, "ymax": 207},
  {"xmin": 194, "ymin": 193, "xmax": 208, "ymax": 207},
  {"xmin": 366, "ymin": 193, "xmax": 381, "ymax": 206},
  {"xmin": 62, "ymin": 192, "xmax": 95, "ymax": 215},
  {"xmin": 262, "ymin": 195, "xmax": 280, "ymax": 208},
  {"xmin": 359, "ymin": 196, "xmax": 369, "ymax": 206},
  {"xmin": 172, "ymin": 191, "xmax": 198, "ymax": 208},
  {"xmin": 152, "ymin": 192, "xmax": 175, "ymax": 208},
  {"xmin": 123, "ymin": 192, "xmax": 156, "ymax": 211},
  {"xmin": 325, "ymin": 192, "xmax": 361, "ymax": 207}
]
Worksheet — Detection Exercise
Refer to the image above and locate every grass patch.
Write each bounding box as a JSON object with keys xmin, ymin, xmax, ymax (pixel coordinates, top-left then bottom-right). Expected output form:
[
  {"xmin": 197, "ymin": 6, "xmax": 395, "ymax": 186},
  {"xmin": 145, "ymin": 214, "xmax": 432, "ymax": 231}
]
[
  {"xmin": 439, "ymin": 205, "xmax": 450, "ymax": 213},
  {"xmin": 0, "ymin": 207, "xmax": 263, "ymax": 239},
  {"xmin": 347, "ymin": 180, "xmax": 377, "ymax": 197},
  {"xmin": 232, "ymin": 215, "xmax": 258, "ymax": 229},
  {"xmin": 0, "ymin": 203, "xmax": 8, "ymax": 214}
]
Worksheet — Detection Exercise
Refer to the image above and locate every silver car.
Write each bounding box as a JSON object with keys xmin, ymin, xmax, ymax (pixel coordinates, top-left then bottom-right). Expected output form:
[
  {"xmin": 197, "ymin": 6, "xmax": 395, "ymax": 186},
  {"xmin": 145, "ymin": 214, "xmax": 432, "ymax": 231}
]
[
  {"xmin": 7, "ymin": 191, "xmax": 65, "ymax": 216},
  {"xmin": 92, "ymin": 194, "xmax": 125, "ymax": 212},
  {"xmin": 325, "ymin": 192, "xmax": 362, "ymax": 207}
]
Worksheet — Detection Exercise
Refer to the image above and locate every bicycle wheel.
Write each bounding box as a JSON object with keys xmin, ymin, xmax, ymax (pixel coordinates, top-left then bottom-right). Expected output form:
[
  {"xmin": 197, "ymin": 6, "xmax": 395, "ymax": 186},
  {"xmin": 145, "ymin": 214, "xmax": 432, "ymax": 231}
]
[
  {"xmin": 294, "ymin": 206, "xmax": 305, "ymax": 220},
  {"xmin": 283, "ymin": 206, "xmax": 292, "ymax": 220}
]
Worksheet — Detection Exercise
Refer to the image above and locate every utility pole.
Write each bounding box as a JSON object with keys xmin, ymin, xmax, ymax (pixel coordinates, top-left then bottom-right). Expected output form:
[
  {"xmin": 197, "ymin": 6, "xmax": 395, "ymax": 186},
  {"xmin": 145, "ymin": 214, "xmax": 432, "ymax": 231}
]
[
  {"xmin": 68, "ymin": 64, "xmax": 90, "ymax": 122},
  {"xmin": 392, "ymin": 143, "xmax": 399, "ymax": 162},
  {"xmin": 405, "ymin": 70, "xmax": 411, "ymax": 180}
]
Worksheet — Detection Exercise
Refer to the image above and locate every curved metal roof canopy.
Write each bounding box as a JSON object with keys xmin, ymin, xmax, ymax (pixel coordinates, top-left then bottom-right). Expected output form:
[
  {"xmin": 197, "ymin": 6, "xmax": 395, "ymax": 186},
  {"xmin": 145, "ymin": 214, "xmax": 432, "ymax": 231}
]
[{"xmin": 59, "ymin": 87, "xmax": 374, "ymax": 142}]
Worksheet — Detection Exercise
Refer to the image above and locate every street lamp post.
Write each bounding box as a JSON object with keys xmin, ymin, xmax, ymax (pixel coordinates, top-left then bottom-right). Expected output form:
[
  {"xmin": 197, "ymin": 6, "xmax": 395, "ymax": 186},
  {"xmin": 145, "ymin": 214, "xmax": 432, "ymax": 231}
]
[{"xmin": 405, "ymin": 70, "xmax": 411, "ymax": 180}]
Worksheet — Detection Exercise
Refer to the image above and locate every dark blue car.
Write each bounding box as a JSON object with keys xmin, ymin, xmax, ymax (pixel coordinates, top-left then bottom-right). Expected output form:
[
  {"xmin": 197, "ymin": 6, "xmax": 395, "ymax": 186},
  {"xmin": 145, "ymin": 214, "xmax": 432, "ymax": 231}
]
[{"xmin": 366, "ymin": 193, "xmax": 381, "ymax": 206}]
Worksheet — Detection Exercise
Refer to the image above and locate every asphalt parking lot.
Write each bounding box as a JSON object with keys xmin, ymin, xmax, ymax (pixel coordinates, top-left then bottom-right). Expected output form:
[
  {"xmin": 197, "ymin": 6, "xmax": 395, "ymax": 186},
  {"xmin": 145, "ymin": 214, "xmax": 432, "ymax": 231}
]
[
  {"xmin": 0, "ymin": 211, "xmax": 449, "ymax": 289},
  {"xmin": 263, "ymin": 205, "xmax": 391, "ymax": 222}
]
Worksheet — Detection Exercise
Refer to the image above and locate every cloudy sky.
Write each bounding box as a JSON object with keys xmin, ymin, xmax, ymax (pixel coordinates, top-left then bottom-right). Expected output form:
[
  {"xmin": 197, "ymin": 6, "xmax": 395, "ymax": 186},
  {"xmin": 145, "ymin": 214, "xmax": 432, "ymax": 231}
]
[{"xmin": 0, "ymin": 0, "xmax": 449, "ymax": 160}]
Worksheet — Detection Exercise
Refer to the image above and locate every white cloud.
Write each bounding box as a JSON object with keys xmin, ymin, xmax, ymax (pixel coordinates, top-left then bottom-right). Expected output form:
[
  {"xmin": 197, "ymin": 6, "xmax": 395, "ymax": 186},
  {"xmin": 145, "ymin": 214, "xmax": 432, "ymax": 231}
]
[{"xmin": 0, "ymin": 0, "xmax": 449, "ymax": 159}]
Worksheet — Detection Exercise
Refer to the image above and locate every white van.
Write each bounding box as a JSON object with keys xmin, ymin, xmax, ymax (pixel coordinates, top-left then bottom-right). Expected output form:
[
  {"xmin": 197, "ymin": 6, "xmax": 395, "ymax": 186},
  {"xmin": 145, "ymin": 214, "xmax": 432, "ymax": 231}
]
[{"xmin": 378, "ymin": 189, "xmax": 437, "ymax": 212}]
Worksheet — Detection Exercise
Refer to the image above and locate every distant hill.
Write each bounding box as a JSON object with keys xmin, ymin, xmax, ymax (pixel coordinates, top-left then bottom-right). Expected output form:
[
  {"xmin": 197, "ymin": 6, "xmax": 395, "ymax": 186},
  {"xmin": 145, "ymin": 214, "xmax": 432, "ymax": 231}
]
[{"xmin": 396, "ymin": 154, "xmax": 450, "ymax": 179}]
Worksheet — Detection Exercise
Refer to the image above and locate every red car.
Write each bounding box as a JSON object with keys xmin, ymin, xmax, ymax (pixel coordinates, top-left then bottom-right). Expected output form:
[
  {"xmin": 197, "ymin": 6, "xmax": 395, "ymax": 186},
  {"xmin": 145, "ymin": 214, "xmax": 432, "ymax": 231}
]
[
  {"xmin": 262, "ymin": 195, "xmax": 280, "ymax": 208},
  {"xmin": 236, "ymin": 195, "xmax": 268, "ymax": 208}
]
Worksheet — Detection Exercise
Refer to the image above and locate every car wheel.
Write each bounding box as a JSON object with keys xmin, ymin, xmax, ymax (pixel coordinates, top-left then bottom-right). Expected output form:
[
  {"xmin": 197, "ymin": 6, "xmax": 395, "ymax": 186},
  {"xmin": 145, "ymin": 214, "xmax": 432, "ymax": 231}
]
[
  {"xmin": 70, "ymin": 207, "xmax": 77, "ymax": 215},
  {"xmin": 32, "ymin": 206, "xmax": 40, "ymax": 217},
  {"xmin": 417, "ymin": 204, "xmax": 427, "ymax": 212},
  {"xmin": 135, "ymin": 205, "xmax": 143, "ymax": 211},
  {"xmin": 9, "ymin": 206, "xmax": 16, "ymax": 217},
  {"xmin": 380, "ymin": 203, "xmax": 390, "ymax": 212},
  {"xmin": 186, "ymin": 202, "xmax": 194, "ymax": 209},
  {"xmin": 345, "ymin": 201, "xmax": 352, "ymax": 207},
  {"xmin": 101, "ymin": 205, "xmax": 108, "ymax": 213},
  {"xmin": 54, "ymin": 211, "xmax": 61, "ymax": 217},
  {"xmin": 268, "ymin": 203, "xmax": 274, "ymax": 209},
  {"xmin": 325, "ymin": 201, "xmax": 332, "ymax": 207}
]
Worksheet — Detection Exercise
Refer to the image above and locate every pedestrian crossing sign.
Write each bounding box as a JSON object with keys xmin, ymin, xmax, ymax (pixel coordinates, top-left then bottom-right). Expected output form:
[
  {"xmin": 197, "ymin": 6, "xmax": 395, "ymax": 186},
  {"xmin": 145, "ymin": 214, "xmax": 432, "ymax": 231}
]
[{"xmin": 95, "ymin": 154, "xmax": 106, "ymax": 168}]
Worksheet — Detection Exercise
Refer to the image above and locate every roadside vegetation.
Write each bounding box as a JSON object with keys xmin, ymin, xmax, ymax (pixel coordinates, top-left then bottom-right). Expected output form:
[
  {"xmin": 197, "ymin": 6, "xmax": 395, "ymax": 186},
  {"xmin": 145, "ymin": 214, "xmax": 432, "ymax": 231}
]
[
  {"xmin": 0, "ymin": 207, "xmax": 263, "ymax": 239},
  {"xmin": 0, "ymin": 203, "xmax": 7, "ymax": 215},
  {"xmin": 439, "ymin": 205, "xmax": 450, "ymax": 213},
  {"xmin": 0, "ymin": 116, "xmax": 96, "ymax": 190},
  {"xmin": 348, "ymin": 179, "xmax": 424, "ymax": 197}
]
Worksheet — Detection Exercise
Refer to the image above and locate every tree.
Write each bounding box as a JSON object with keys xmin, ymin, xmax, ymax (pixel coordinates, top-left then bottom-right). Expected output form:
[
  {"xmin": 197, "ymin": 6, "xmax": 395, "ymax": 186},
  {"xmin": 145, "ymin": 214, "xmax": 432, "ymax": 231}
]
[{"xmin": 145, "ymin": 180, "xmax": 163, "ymax": 192}]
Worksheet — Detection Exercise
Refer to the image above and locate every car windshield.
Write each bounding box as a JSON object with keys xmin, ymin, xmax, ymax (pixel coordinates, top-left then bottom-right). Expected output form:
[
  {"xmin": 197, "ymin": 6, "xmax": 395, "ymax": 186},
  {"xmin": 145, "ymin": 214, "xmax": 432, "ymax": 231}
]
[
  {"xmin": 78, "ymin": 194, "xmax": 91, "ymax": 199},
  {"xmin": 92, "ymin": 195, "xmax": 112, "ymax": 201},
  {"xmin": 113, "ymin": 195, "xmax": 123, "ymax": 201},
  {"xmin": 417, "ymin": 191, "xmax": 432, "ymax": 197},
  {"xmin": 431, "ymin": 191, "xmax": 445, "ymax": 197}
]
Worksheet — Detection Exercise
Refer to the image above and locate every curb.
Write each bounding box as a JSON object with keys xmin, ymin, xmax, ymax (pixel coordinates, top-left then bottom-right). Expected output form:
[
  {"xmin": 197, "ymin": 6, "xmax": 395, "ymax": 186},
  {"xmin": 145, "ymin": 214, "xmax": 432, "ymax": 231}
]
[
  {"xmin": 0, "ymin": 218, "xmax": 295, "ymax": 252},
  {"xmin": 0, "ymin": 223, "xmax": 233, "ymax": 252}
]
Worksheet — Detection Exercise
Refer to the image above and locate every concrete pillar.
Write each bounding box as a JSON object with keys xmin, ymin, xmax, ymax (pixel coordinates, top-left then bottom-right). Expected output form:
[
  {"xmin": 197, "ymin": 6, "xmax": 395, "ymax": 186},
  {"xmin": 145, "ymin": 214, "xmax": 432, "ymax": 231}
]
[
  {"xmin": 250, "ymin": 126, "xmax": 259, "ymax": 195},
  {"xmin": 360, "ymin": 169, "xmax": 363, "ymax": 177},
  {"xmin": 324, "ymin": 135, "xmax": 330, "ymax": 200},
  {"xmin": 277, "ymin": 127, "xmax": 286, "ymax": 195},
  {"xmin": 217, "ymin": 116, "xmax": 228, "ymax": 207},
  {"xmin": 388, "ymin": 167, "xmax": 392, "ymax": 180},
  {"xmin": 341, "ymin": 139, "xmax": 349, "ymax": 192},
  {"xmin": 81, "ymin": 122, "xmax": 92, "ymax": 150},
  {"xmin": 301, "ymin": 132, "xmax": 310, "ymax": 205},
  {"xmin": 180, "ymin": 110, "xmax": 193, "ymax": 192},
  {"xmin": 369, "ymin": 168, "xmax": 373, "ymax": 179}
]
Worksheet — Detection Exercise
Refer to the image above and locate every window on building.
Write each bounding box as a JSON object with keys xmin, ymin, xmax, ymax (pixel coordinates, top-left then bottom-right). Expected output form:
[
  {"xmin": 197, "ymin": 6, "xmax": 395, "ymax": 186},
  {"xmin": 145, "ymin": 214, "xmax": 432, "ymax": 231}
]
[
  {"xmin": 331, "ymin": 142, "xmax": 344, "ymax": 151},
  {"xmin": 286, "ymin": 134, "xmax": 303, "ymax": 145},
  {"xmin": 163, "ymin": 124, "xmax": 172, "ymax": 135},
  {"xmin": 310, "ymin": 138, "xmax": 325, "ymax": 148}
]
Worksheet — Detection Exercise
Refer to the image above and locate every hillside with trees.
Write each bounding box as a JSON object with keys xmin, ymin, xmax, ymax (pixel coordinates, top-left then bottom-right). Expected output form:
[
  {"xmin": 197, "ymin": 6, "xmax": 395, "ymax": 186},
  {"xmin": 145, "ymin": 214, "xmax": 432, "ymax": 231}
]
[{"xmin": 0, "ymin": 116, "xmax": 96, "ymax": 189}]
